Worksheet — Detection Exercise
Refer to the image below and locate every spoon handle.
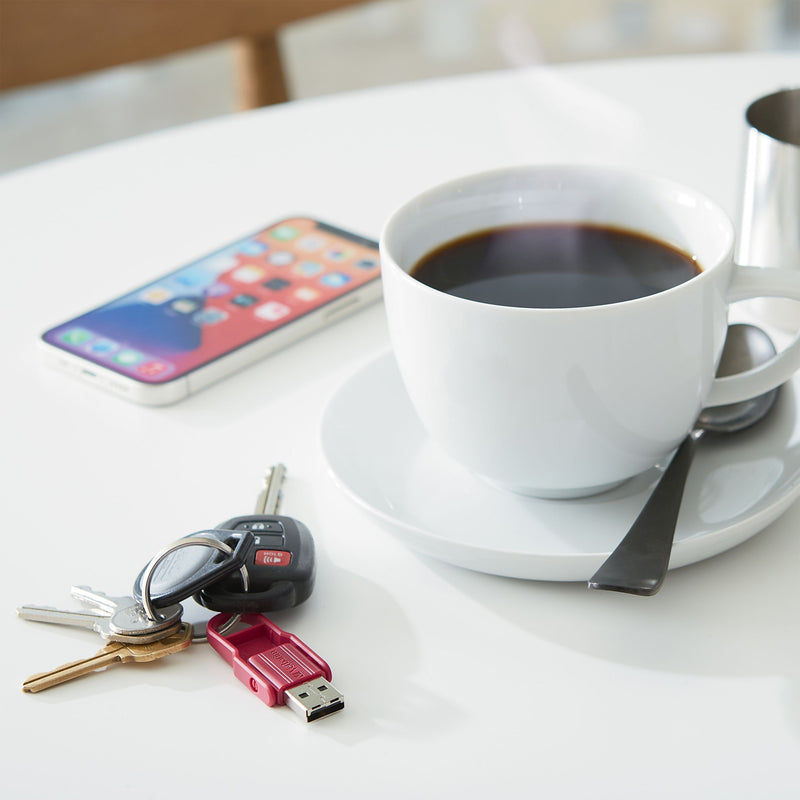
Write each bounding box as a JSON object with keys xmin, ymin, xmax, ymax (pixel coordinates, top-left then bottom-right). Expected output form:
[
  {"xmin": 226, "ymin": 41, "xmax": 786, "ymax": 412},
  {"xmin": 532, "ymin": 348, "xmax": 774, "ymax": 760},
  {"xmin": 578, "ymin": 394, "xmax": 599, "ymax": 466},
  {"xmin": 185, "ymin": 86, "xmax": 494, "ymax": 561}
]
[{"xmin": 587, "ymin": 433, "xmax": 699, "ymax": 595}]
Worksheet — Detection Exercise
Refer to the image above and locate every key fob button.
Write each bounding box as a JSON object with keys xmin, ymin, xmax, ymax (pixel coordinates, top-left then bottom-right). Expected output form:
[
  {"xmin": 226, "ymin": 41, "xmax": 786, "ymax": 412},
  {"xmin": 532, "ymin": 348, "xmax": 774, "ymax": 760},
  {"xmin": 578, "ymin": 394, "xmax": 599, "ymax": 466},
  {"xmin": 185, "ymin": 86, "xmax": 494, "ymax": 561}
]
[
  {"xmin": 251, "ymin": 533, "xmax": 284, "ymax": 548},
  {"xmin": 254, "ymin": 549, "xmax": 292, "ymax": 567},
  {"xmin": 234, "ymin": 520, "xmax": 284, "ymax": 533}
]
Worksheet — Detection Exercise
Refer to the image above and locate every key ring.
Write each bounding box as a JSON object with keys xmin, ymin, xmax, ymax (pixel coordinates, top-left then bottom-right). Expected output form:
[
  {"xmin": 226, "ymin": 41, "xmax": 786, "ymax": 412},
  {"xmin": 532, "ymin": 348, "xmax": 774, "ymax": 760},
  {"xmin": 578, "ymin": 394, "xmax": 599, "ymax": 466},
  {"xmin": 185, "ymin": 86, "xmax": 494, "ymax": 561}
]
[{"xmin": 139, "ymin": 535, "xmax": 249, "ymax": 643}]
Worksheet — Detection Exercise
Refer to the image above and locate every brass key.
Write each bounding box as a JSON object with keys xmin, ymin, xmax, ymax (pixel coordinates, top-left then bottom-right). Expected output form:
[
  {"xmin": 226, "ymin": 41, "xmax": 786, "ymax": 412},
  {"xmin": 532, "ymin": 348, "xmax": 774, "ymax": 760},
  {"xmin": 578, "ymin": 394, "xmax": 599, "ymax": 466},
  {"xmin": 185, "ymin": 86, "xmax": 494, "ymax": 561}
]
[{"xmin": 22, "ymin": 622, "xmax": 193, "ymax": 693}]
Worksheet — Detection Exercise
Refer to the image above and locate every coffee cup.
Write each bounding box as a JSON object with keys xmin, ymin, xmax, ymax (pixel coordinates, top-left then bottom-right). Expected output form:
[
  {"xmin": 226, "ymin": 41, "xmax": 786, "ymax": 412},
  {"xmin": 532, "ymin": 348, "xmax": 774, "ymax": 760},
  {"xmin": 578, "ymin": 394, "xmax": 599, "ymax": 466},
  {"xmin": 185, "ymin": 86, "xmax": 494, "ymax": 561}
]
[{"xmin": 380, "ymin": 164, "xmax": 800, "ymax": 498}]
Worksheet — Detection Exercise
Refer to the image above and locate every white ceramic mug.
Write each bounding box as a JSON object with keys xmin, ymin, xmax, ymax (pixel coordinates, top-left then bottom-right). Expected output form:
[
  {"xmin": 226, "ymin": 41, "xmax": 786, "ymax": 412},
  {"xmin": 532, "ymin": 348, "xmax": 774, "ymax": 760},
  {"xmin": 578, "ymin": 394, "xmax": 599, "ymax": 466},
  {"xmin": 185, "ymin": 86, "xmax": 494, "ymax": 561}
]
[{"xmin": 380, "ymin": 165, "xmax": 800, "ymax": 498}]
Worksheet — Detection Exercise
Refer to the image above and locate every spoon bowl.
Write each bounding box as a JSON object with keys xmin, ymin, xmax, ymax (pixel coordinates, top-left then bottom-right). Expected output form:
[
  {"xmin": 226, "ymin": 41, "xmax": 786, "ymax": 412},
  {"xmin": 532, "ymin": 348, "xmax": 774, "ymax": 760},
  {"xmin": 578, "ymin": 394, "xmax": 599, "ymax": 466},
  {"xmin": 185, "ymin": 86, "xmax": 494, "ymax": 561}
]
[
  {"xmin": 588, "ymin": 323, "xmax": 779, "ymax": 595},
  {"xmin": 697, "ymin": 325, "xmax": 780, "ymax": 433}
]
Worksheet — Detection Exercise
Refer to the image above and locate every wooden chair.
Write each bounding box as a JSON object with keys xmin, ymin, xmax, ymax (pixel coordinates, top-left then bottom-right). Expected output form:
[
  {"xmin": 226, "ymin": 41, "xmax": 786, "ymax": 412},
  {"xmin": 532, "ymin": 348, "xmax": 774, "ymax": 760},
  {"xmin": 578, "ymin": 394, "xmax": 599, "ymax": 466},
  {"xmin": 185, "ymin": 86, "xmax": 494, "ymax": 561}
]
[{"xmin": 0, "ymin": 0, "xmax": 372, "ymax": 108}]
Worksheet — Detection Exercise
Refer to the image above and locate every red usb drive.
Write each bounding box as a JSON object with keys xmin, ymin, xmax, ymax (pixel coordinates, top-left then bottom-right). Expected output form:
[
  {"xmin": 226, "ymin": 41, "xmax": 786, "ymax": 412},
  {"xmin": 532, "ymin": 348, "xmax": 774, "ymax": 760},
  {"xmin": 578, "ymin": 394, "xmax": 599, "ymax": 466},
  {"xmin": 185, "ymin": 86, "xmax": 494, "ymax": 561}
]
[{"xmin": 207, "ymin": 613, "xmax": 344, "ymax": 721}]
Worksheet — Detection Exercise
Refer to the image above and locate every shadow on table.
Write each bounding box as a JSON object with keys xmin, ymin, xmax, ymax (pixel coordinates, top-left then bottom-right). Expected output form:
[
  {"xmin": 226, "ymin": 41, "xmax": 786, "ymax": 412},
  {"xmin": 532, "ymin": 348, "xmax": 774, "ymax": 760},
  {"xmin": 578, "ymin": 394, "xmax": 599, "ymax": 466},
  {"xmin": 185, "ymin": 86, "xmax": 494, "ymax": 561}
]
[
  {"xmin": 423, "ymin": 496, "xmax": 800, "ymax": 735},
  {"xmin": 300, "ymin": 560, "xmax": 463, "ymax": 746}
]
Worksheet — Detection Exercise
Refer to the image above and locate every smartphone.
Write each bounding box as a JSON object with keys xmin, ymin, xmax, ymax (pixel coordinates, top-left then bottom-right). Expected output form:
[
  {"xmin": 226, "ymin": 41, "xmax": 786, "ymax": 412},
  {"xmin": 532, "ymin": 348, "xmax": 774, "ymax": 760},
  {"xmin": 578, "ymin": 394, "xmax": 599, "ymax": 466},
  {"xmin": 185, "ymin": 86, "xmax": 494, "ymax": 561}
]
[{"xmin": 40, "ymin": 217, "xmax": 382, "ymax": 405}]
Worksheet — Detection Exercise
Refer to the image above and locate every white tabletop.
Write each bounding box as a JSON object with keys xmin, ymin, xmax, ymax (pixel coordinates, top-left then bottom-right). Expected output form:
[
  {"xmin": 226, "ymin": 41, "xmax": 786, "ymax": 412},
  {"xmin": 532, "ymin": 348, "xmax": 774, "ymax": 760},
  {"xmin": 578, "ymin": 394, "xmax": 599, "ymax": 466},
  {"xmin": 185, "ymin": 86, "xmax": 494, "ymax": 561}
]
[{"xmin": 2, "ymin": 52, "xmax": 800, "ymax": 799}]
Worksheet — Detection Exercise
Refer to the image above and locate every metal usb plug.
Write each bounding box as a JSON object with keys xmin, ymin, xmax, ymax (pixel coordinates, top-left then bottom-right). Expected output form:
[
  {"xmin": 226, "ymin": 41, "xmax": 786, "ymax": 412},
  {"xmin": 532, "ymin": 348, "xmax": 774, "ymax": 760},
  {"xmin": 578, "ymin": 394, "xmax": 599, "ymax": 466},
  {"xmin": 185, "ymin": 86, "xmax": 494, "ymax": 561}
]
[{"xmin": 285, "ymin": 679, "xmax": 345, "ymax": 722}]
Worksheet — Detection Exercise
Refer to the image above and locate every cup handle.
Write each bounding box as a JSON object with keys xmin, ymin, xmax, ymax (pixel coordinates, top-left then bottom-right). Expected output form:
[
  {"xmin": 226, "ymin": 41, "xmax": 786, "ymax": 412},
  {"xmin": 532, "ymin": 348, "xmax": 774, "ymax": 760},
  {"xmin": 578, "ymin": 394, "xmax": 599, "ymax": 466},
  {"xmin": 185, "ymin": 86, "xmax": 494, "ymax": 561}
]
[{"xmin": 707, "ymin": 265, "xmax": 800, "ymax": 406}]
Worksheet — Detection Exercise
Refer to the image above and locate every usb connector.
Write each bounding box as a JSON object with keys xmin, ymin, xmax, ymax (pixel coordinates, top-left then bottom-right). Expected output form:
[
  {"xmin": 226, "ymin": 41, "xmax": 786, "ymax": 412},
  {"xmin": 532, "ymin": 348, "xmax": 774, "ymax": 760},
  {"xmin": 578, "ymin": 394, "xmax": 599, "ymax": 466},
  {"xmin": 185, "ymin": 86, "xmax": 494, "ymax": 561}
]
[
  {"xmin": 286, "ymin": 679, "xmax": 345, "ymax": 722},
  {"xmin": 206, "ymin": 613, "xmax": 345, "ymax": 722}
]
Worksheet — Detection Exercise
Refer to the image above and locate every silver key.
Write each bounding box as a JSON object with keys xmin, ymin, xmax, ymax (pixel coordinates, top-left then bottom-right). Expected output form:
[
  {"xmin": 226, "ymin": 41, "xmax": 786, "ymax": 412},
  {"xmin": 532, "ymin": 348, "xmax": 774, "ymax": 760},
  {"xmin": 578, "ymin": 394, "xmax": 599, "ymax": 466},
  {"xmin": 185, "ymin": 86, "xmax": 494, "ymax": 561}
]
[
  {"xmin": 74, "ymin": 586, "xmax": 183, "ymax": 636},
  {"xmin": 17, "ymin": 585, "xmax": 183, "ymax": 644},
  {"xmin": 255, "ymin": 463, "xmax": 286, "ymax": 515}
]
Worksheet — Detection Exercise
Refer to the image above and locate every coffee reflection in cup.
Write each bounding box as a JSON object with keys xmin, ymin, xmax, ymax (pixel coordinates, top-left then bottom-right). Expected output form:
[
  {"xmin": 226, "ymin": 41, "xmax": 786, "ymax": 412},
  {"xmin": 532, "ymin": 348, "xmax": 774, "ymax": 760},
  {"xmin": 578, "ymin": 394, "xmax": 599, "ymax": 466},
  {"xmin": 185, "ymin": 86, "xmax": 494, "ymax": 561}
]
[{"xmin": 409, "ymin": 222, "xmax": 701, "ymax": 308}]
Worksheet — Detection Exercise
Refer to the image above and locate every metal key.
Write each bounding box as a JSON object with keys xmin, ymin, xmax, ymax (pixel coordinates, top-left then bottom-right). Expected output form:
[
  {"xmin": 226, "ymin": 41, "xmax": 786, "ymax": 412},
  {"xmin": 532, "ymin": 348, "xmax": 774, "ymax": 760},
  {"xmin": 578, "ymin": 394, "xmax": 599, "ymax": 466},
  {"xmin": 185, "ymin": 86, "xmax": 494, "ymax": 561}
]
[
  {"xmin": 255, "ymin": 463, "xmax": 286, "ymax": 515},
  {"xmin": 127, "ymin": 467, "xmax": 286, "ymax": 613},
  {"xmin": 22, "ymin": 622, "xmax": 193, "ymax": 693},
  {"xmin": 197, "ymin": 464, "xmax": 315, "ymax": 613},
  {"xmin": 17, "ymin": 585, "xmax": 183, "ymax": 644}
]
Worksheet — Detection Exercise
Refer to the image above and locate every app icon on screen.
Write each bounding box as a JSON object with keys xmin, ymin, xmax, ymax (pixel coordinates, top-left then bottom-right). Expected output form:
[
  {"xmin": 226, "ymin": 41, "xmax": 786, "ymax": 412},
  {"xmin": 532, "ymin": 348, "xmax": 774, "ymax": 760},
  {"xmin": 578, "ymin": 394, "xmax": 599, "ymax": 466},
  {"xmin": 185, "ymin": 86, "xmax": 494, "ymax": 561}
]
[
  {"xmin": 141, "ymin": 286, "xmax": 174, "ymax": 304},
  {"xmin": 355, "ymin": 257, "xmax": 379, "ymax": 270},
  {"xmin": 60, "ymin": 328, "xmax": 92, "ymax": 346},
  {"xmin": 232, "ymin": 265, "xmax": 266, "ymax": 284},
  {"xmin": 174, "ymin": 269, "xmax": 206, "ymax": 288},
  {"xmin": 263, "ymin": 277, "xmax": 291, "ymax": 291},
  {"xmin": 268, "ymin": 251, "xmax": 294, "ymax": 267},
  {"xmin": 297, "ymin": 235, "xmax": 325, "ymax": 252},
  {"xmin": 193, "ymin": 308, "xmax": 229, "ymax": 326},
  {"xmin": 114, "ymin": 349, "xmax": 145, "ymax": 366},
  {"xmin": 254, "ymin": 301, "xmax": 291, "ymax": 322},
  {"xmin": 270, "ymin": 225, "xmax": 299, "ymax": 241},
  {"xmin": 238, "ymin": 240, "xmax": 268, "ymax": 256},
  {"xmin": 206, "ymin": 253, "xmax": 240, "ymax": 270},
  {"xmin": 170, "ymin": 298, "xmax": 201, "ymax": 314},
  {"xmin": 88, "ymin": 338, "xmax": 118, "ymax": 356},
  {"xmin": 206, "ymin": 282, "xmax": 232, "ymax": 298},
  {"xmin": 137, "ymin": 360, "xmax": 172, "ymax": 378},
  {"xmin": 320, "ymin": 272, "xmax": 351, "ymax": 288},
  {"xmin": 295, "ymin": 287, "xmax": 321, "ymax": 302},
  {"xmin": 231, "ymin": 293, "xmax": 258, "ymax": 307},
  {"xmin": 294, "ymin": 261, "xmax": 322, "ymax": 277},
  {"xmin": 325, "ymin": 248, "xmax": 351, "ymax": 262}
]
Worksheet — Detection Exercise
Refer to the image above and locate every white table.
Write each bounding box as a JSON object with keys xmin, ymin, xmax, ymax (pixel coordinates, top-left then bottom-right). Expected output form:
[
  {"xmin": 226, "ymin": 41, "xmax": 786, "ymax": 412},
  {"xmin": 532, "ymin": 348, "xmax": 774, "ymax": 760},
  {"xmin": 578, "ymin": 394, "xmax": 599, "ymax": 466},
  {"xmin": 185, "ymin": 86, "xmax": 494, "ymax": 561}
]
[{"xmin": 3, "ymin": 53, "xmax": 799, "ymax": 799}]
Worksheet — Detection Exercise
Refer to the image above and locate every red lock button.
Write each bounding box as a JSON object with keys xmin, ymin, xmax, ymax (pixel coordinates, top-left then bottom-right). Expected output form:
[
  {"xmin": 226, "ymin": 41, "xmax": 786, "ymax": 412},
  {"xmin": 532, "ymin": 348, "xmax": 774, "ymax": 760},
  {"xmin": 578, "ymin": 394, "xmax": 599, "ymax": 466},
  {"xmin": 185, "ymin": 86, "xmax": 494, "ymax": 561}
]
[{"xmin": 255, "ymin": 549, "xmax": 292, "ymax": 567}]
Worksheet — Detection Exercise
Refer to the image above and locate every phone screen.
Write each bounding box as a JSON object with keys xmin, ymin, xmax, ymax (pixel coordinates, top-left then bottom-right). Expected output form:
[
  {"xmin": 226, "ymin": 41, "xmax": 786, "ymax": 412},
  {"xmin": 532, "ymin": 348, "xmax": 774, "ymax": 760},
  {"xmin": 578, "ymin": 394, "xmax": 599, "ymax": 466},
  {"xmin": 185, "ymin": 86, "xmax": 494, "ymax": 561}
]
[{"xmin": 42, "ymin": 218, "xmax": 380, "ymax": 384}]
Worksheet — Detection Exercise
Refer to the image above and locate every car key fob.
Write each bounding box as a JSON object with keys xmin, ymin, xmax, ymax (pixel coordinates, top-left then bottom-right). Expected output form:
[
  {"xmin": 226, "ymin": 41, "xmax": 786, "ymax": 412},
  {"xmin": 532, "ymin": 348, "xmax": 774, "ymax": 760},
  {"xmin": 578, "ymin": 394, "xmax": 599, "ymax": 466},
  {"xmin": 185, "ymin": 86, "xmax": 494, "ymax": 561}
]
[{"xmin": 195, "ymin": 515, "xmax": 315, "ymax": 613}]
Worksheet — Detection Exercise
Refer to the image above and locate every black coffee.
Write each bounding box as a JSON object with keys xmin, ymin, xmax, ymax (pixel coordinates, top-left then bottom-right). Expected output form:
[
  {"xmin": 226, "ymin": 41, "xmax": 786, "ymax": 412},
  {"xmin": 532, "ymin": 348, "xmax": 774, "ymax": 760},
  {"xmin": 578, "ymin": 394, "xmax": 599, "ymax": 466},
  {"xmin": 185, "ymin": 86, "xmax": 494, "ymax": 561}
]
[{"xmin": 409, "ymin": 223, "xmax": 701, "ymax": 308}]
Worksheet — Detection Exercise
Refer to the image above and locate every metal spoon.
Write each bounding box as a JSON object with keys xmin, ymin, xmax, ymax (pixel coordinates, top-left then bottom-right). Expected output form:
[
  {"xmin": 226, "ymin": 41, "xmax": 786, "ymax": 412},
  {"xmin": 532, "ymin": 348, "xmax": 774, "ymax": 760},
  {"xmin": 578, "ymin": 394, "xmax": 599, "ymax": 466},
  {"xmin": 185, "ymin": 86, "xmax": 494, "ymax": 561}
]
[{"xmin": 588, "ymin": 323, "xmax": 779, "ymax": 595}]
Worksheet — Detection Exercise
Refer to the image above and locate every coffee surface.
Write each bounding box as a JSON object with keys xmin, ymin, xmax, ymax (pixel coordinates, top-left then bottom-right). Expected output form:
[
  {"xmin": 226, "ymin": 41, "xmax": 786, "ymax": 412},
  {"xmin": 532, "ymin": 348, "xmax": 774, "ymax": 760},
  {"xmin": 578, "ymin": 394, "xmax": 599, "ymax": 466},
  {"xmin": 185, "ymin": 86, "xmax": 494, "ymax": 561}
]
[{"xmin": 410, "ymin": 223, "xmax": 701, "ymax": 308}]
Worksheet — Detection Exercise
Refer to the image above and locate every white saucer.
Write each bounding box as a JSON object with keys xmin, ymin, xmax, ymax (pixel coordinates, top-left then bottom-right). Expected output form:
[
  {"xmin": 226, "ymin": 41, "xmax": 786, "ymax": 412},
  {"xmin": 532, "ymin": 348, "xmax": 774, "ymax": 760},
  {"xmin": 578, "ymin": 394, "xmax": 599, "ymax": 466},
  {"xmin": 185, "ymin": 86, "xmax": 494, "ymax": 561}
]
[{"xmin": 321, "ymin": 352, "xmax": 800, "ymax": 580}]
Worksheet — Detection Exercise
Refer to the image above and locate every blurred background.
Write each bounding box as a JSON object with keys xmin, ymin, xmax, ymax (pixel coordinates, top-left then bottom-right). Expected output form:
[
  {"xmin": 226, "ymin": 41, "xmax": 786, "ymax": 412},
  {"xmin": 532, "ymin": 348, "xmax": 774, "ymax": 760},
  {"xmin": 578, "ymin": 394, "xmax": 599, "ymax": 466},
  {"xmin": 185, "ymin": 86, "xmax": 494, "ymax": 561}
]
[{"xmin": 1, "ymin": 0, "xmax": 799, "ymax": 175}]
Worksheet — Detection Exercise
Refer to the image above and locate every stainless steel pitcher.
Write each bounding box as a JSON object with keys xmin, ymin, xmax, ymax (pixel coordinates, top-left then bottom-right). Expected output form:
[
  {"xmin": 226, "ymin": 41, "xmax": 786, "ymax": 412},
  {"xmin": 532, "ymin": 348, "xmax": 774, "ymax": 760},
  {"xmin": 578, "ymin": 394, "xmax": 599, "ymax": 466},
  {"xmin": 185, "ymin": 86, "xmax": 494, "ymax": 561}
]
[{"xmin": 738, "ymin": 87, "xmax": 800, "ymax": 330}]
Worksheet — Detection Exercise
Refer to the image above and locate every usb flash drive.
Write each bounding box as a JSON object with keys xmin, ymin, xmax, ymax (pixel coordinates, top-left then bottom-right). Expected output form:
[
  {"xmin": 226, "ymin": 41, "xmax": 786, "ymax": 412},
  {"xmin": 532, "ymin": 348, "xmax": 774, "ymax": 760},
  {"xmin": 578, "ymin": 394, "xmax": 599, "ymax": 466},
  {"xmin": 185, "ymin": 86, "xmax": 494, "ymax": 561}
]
[{"xmin": 206, "ymin": 612, "xmax": 344, "ymax": 722}]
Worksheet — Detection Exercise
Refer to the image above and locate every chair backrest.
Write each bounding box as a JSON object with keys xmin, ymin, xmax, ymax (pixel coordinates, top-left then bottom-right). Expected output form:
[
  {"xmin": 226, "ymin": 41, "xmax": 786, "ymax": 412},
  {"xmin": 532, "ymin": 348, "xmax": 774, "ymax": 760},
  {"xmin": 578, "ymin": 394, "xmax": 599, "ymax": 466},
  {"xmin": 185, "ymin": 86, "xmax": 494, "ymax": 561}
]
[{"xmin": 0, "ymin": 0, "xmax": 371, "ymax": 107}]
